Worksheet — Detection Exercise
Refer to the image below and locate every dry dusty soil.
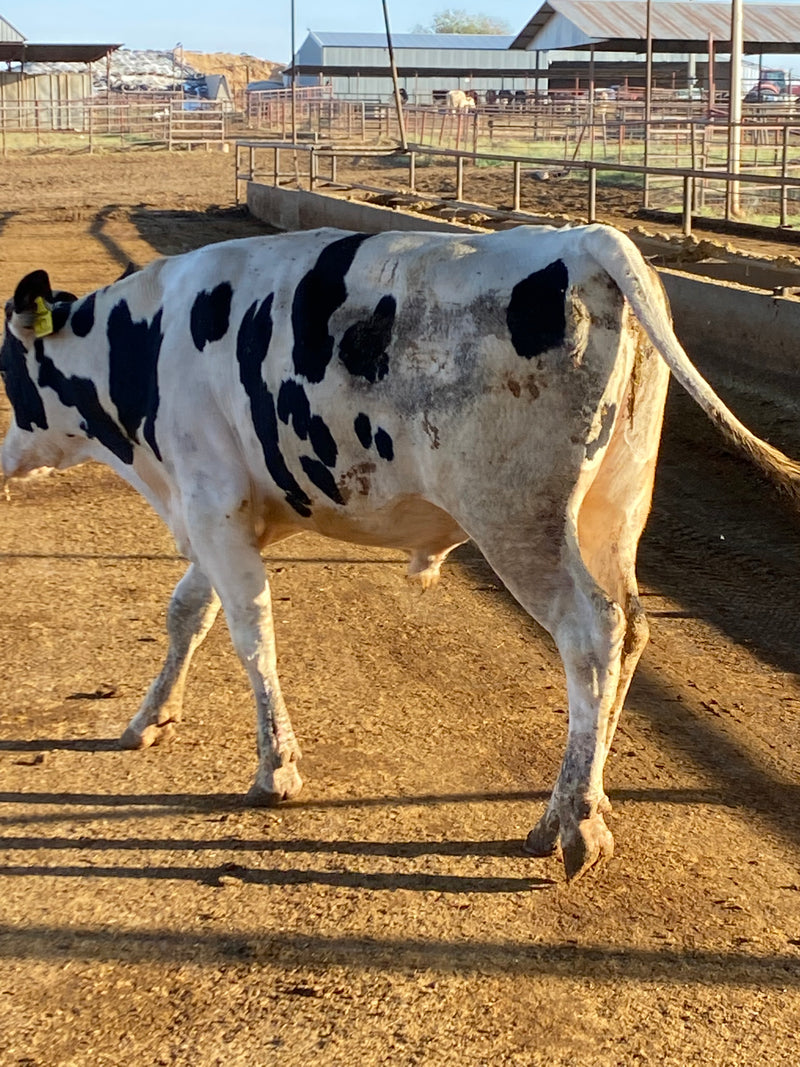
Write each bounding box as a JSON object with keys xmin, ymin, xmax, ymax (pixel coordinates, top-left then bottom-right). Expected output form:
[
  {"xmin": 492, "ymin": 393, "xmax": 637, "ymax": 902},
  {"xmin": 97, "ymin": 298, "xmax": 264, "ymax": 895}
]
[{"xmin": 0, "ymin": 150, "xmax": 799, "ymax": 1067}]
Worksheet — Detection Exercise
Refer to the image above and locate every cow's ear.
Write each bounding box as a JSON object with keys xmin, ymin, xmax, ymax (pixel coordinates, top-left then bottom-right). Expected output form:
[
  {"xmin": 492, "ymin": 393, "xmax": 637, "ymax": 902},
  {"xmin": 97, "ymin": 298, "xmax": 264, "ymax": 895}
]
[{"xmin": 13, "ymin": 270, "xmax": 53, "ymax": 314}]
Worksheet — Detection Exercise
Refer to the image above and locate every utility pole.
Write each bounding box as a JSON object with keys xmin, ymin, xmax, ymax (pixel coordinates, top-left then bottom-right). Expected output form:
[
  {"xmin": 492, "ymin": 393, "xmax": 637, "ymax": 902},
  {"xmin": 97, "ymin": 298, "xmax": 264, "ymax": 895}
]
[
  {"xmin": 290, "ymin": 0, "xmax": 297, "ymax": 144},
  {"xmin": 382, "ymin": 0, "xmax": 407, "ymax": 150}
]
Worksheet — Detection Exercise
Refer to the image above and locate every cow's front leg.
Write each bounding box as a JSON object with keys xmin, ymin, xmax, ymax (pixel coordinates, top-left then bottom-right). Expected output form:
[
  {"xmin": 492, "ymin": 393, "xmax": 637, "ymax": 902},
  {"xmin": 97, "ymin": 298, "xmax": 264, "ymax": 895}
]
[
  {"xmin": 185, "ymin": 501, "xmax": 302, "ymax": 804},
  {"xmin": 232, "ymin": 575, "xmax": 303, "ymax": 805},
  {"xmin": 120, "ymin": 563, "xmax": 221, "ymax": 749}
]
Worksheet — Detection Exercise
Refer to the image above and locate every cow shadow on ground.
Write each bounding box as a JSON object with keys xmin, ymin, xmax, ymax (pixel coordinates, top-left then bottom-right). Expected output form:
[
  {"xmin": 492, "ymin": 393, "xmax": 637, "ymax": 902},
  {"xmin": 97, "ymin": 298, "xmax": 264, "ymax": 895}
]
[
  {"xmin": 128, "ymin": 205, "xmax": 277, "ymax": 259},
  {"xmin": 0, "ymin": 211, "xmax": 15, "ymax": 241},
  {"xmin": 79, "ymin": 204, "xmax": 276, "ymax": 280}
]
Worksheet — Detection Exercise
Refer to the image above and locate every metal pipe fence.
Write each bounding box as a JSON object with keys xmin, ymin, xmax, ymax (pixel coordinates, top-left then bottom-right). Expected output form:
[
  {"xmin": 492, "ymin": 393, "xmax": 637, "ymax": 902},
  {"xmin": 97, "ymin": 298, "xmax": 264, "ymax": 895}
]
[
  {"xmin": 0, "ymin": 95, "xmax": 226, "ymax": 153},
  {"xmin": 235, "ymin": 134, "xmax": 800, "ymax": 236},
  {"xmin": 238, "ymin": 96, "xmax": 800, "ymax": 228},
  {"xmin": 5, "ymin": 85, "xmax": 800, "ymax": 229}
]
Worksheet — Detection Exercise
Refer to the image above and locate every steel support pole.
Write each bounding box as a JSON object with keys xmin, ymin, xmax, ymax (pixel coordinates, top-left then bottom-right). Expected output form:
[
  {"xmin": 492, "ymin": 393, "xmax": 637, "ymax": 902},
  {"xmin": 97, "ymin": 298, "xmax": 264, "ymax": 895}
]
[
  {"xmin": 682, "ymin": 175, "xmax": 693, "ymax": 235},
  {"xmin": 290, "ymin": 0, "xmax": 297, "ymax": 145},
  {"xmin": 727, "ymin": 0, "xmax": 744, "ymax": 216},
  {"xmin": 644, "ymin": 0, "xmax": 653, "ymax": 209},
  {"xmin": 588, "ymin": 164, "xmax": 597, "ymax": 221}
]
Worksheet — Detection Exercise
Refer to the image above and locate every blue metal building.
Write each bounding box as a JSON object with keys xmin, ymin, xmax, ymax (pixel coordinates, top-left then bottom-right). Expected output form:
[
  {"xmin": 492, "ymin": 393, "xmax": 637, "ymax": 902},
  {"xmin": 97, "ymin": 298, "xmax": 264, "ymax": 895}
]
[{"xmin": 291, "ymin": 32, "xmax": 547, "ymax": 103}]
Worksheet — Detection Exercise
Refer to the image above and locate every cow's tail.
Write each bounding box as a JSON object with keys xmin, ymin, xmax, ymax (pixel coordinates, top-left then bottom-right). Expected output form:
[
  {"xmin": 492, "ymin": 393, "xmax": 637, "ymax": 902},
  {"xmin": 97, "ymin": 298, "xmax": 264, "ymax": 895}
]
[{"xmin": 582, "ymin": 223, "xmax": 800, "ymax": 503}]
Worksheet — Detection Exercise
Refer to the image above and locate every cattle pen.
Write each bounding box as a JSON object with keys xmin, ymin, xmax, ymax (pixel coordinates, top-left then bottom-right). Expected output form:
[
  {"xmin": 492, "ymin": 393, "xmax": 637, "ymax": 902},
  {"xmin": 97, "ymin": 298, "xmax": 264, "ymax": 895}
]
[{"xmin": 0, "ymin": 148, "xmax": 799, "ymax": 1067}]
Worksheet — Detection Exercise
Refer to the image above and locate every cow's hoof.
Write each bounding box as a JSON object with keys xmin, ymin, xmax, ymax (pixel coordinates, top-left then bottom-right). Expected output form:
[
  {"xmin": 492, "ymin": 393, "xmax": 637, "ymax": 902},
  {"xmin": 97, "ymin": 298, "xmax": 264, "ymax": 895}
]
[
  {"xmin": 560, "ymin": 816, "xmax": 614, "ymax": 882},
  {"xmin": 523, "ymin": 810, "xmax": 560, "ymax": 857},
  {"xmin": 119, "ymin": 720, "xmax": 177, "ymax": 750},
  {"xmin": 246, "ymin": 762, "xmax": 303, "ymax": 806}
]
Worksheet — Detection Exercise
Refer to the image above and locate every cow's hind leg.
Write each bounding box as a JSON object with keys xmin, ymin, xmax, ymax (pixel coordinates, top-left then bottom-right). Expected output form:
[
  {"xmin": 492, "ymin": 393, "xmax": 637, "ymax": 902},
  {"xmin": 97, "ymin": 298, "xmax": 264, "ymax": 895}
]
[
  {"xmin": 120, "ymin": 563, "xmax": 221, "ymax": 749},
  {"xmin": 472, "ymin": 524, "xmax": 625, "ymax": 880},
  {"xmin": 509, "ymin": 537, "xmax": 622, "ymax": 879},
  {"xmin": 522, "ymin": 572, "xmax": 647, "ymax": 876},
  {"xmin": 525, "ymin": 344, "xmax": 668, "ymax": 876}
]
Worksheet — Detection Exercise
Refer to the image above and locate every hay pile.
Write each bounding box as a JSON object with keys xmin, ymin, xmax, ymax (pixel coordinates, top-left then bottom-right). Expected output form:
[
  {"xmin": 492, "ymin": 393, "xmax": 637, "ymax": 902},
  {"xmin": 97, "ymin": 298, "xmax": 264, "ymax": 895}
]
[{"xmin": 182, "ymin": 52, "xmax": 284, "ymax": 97}]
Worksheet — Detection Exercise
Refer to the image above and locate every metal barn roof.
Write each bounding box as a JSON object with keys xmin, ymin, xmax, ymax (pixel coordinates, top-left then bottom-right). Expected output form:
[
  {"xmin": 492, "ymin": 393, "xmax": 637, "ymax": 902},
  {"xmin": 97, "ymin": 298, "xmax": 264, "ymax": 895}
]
[
  {"xmin": 0, "ymin": 42, "xmax": 120, "ymax": 64},
  {"xmin": 306, "ymin": 32, "xmax": 517, "ymax": 50},
  {"xmin": 294, "ymin": 29, "xmax": 545, "ymax": 78},
  {"xmin": 511, "ymin": 1, "xmax": 800, "ymax": 54},
  {"xmin": 0, "ymin": 14, "xmax": 24, "ymax": 42}
]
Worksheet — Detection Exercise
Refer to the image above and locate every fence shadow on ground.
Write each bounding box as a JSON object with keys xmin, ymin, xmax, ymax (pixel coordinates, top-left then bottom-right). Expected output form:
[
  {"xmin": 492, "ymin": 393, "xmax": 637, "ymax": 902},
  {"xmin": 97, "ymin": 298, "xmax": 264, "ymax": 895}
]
[{"xmin": 0, "ymin": 922, "xmax": 797, "ymax": 987}]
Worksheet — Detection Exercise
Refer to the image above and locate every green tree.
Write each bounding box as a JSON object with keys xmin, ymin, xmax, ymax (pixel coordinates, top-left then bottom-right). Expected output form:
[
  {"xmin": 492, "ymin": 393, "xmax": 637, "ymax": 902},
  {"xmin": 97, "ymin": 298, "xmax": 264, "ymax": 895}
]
[{"xmin": 411, "ymin": 9, "xmax": 511, "ymax": 34}]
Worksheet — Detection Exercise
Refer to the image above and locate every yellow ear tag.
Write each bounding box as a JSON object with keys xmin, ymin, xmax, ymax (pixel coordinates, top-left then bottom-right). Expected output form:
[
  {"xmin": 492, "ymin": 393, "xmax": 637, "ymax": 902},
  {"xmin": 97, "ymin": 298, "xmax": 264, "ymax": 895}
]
[{"xmin": 33, "ymin": 296, "xmax": 54, "ymax": 339}]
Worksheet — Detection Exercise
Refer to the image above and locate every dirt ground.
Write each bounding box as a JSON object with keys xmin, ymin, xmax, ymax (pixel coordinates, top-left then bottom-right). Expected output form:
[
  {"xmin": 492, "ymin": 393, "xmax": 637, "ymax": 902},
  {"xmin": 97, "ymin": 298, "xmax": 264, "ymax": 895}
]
[{"xmin": 0, "ymin": 150, "xmax": 799, "ymax": 1067}]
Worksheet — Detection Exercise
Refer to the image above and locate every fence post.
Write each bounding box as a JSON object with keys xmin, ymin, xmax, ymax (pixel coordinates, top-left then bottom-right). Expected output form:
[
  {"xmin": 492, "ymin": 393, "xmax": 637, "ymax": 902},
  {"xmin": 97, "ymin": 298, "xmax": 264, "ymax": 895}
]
[
  {"xmin": 456, "ymin": 154, "xmax": 464, "ymax": 200},
  {"xmin": 409, "ymin": 150, "xmax": 416, "ymax": 192},
  {"xmin": 780, "ymin": 124, "xmax": 789, "ymax": 227},
  {"xmin": 682, "ymin": 175, "xmax": 693, "ymax": 236},
  {"xmin": 588, "ymin": 164, "xmax": 597, "ymax": 221},
  {"xmin": 513, "ymin": 159, "xmax": 521, "ymax": 211}
]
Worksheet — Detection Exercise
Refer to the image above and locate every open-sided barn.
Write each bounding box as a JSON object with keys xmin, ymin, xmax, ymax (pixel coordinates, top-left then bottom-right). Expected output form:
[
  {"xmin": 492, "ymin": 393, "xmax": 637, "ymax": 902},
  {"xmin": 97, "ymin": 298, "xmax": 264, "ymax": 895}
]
[{"xmin": 290, "ymin": 32, "xmax": 547, "ymax": 104}]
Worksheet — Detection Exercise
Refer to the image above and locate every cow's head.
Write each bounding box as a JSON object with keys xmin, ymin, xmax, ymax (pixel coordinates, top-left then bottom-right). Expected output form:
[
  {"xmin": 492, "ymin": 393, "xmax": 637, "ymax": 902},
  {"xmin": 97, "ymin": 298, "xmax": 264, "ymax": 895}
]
[{"xmin": 1, "ymin": 269, "xmax": 87, "ymax": 479}]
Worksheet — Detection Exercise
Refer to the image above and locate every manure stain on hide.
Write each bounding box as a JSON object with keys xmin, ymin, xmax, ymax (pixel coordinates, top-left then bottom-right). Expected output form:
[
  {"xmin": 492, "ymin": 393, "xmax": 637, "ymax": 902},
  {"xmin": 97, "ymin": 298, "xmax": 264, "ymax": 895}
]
[{"xmin": 338, "ymin": 460, "xmax": 376, "ymax": 499}]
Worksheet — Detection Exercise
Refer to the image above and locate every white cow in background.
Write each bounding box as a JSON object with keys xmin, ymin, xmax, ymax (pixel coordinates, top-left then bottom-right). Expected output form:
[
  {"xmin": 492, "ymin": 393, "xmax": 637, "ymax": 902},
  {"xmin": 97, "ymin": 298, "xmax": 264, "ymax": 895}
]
[
  {"xmin": 3, "ymin": 223, "xmax": 800, "ymax": 881},
  {"xmin": 447, "ymin": 88, "xmax": 476, "ymax": 110}
]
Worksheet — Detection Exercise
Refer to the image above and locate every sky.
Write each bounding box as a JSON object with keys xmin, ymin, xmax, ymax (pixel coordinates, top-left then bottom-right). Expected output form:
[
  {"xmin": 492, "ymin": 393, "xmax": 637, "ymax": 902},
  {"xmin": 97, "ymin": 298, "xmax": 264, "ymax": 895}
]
[
  {"xmin": 5, "ymin": 1, "xmax": 798, "ymax": 74},
  {"xmin": 2, "ymin": 1, "xmax": 539, "ymax": 65}
]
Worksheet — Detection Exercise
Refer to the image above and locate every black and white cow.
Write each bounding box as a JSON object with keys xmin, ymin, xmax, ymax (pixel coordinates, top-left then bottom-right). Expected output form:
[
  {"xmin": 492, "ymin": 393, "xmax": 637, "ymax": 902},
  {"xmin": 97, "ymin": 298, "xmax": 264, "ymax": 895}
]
[{"xmin": 2, "ymin": 224, "xmax": 799, "ymax": 880}]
